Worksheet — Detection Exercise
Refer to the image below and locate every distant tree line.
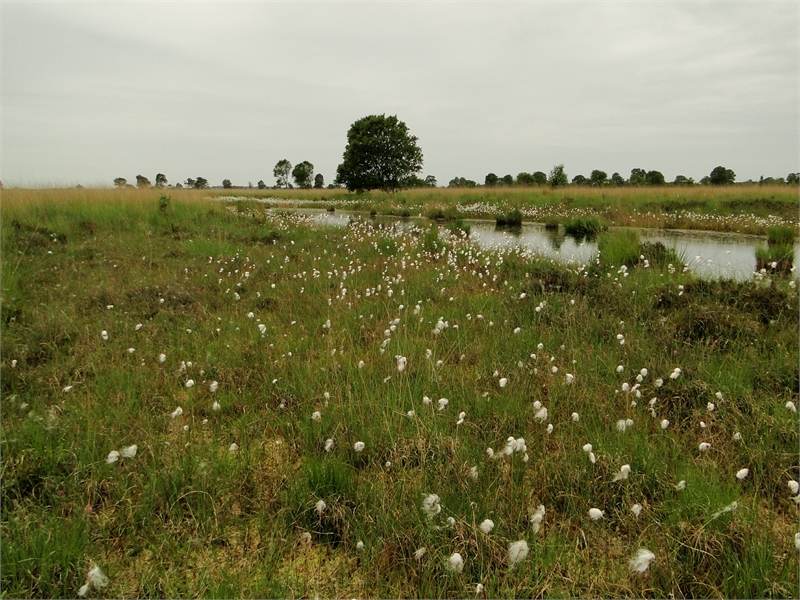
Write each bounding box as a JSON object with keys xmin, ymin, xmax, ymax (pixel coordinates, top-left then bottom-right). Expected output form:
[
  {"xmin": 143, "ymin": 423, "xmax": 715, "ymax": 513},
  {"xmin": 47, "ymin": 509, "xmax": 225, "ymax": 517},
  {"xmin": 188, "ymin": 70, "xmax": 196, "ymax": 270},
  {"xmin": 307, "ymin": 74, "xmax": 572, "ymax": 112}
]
[
  {"xmin": 113, "ymin": 164, "xmax": 797, "ymax": 192},
  {"xmin": 447, "ymin": 166, "xmax": 800, "ymax": 188}
]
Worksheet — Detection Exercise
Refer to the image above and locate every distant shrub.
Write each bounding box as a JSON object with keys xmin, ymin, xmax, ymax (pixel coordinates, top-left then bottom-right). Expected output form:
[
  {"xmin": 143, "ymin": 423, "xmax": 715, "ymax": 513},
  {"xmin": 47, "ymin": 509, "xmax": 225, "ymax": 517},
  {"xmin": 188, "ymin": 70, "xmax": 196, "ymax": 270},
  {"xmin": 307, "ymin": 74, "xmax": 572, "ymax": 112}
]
[
  {"xmin": 564, "ymin": 216, "xmax": 605, "ymax": 237},
  {"xmin": 158, "ymin": 195, "xmax": 171, "ymax": 212},
  {"xmin": 767, "ymin": 225, "xmax": 796, "ymax": 246},
  {"xmin": 598, "ymin": 230, "xmax": 640, "ymax": 268},
  {"xmin": 496, "ymin": 208, "xmax": 523, "ymax": 227}
]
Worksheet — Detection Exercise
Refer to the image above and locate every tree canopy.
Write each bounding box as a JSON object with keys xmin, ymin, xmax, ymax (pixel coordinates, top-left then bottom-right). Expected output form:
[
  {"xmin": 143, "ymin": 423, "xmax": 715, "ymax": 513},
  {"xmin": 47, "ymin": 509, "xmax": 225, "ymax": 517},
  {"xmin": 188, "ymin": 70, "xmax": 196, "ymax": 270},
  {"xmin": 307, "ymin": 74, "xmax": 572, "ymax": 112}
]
[
  {"xmin": 274, "ymin": 160, "xmax": 292, "ymax": 188},
  {"xmin": 335, "ymin": 114, "xmax": 423, "ymax": 193},
  {"xmin": 549, "ymin": 164, "xmax": 568, "ymax": 188},
  {"xmin": 292, "ymin": 161, "xmax": 314, "ymax": 188},
  {"xmin": 709, "ymin": 166, "xmax": 735, "ymax": 185}
]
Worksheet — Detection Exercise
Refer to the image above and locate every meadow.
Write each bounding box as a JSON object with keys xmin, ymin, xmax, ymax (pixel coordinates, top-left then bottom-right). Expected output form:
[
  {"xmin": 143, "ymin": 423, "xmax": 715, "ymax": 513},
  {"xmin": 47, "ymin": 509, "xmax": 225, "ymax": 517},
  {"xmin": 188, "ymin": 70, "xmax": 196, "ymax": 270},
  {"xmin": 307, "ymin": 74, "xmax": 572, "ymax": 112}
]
[{"xmin": 2, "ymin": 188, "xmax": 798, "ymax": 598}]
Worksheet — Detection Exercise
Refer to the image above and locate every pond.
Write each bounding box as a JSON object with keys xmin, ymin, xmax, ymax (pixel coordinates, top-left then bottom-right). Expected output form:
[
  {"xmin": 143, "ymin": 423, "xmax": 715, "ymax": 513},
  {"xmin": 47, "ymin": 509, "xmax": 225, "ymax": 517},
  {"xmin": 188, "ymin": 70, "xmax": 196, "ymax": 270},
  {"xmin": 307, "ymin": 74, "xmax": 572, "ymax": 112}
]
[{"xmin": 262, "ymin": 206, "xmax": 799, "ymax": 281}]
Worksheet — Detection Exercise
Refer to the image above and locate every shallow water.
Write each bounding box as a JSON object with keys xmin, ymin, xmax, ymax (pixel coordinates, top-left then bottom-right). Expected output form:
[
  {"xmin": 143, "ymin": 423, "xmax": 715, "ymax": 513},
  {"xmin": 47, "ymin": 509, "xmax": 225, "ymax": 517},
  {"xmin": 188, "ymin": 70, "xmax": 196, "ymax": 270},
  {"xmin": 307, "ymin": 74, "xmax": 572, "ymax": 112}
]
[{"xmin": 281, "ymin": 208, "xmax": 799, "ymax": 281}]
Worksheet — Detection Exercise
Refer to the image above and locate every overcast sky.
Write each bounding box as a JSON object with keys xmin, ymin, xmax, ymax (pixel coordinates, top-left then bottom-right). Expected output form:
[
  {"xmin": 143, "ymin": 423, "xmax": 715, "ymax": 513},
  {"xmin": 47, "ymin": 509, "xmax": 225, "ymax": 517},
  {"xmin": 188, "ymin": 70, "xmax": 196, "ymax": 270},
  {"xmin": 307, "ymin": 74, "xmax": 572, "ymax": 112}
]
[{"xmin": 2, "ymin": 1, "xmax": 797, "ymax": 187}]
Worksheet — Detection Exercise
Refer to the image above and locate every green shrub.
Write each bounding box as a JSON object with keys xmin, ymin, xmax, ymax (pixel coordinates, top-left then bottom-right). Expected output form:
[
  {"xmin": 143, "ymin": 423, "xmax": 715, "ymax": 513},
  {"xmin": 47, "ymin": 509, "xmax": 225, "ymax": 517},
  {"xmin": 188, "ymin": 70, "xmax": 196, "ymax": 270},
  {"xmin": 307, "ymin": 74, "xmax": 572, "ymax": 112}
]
[
  {"xmin": 496, "ymin": 208, "xmax": 523, "ymax": 227},
  {"xmin": 564, "ymin": 216, "xmax": 605, "ymax": 237},
  {"xmin": 598, "ymin": 229, "xmax": 640, "ymax": 267},
  {"xmin": 767, "ymin": 225, "xmax": 796, "ymax": 246}
]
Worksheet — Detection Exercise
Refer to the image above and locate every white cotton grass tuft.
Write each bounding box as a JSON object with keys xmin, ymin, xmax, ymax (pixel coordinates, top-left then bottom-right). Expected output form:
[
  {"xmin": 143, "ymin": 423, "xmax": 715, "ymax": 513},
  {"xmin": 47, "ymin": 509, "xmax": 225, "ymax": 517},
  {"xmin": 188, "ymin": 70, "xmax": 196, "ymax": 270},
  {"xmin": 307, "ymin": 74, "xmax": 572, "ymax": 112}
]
[
  {"xmin": 795, "ymin": 533, "xmax": 800, "ymax": 551},
  {"xmin": 631, "ymin": 503, "xmax": 643, "ymax": 517},
  {"xmin": 354, "ymin": 441, "xmax": 365, "ymax": 452},
  {"xmin": 675, "ymin": 480, "xmax": 687, "ymax": 491},
  {"xmin": 311, "ymin": 411, "xmax": 322, "ymax": 422},
  {"xmin": 212, "ymin": 400, "xmax": 221, "ymax": 412},
  {"xmin": 438, "ymin": 398, "xmax": 449, "ymax": 410},
  {"xmin": 534, "ymin": 406, "xmax": 548, "ymax": 422},
  {"xmin": 100, "ymin": 330, "xmax": 109, "ymax": 341},
  {"xmin": 356, "ymin": 540, "xmax": 364, "ymax": 551},
  {"xmin": 572, "ymin": 412, "xmax": 580, "ymax": 422},
  {"xmin": 588, "ymin": 508, "xmax": 604, "ymax": 520},
  {"xmin": 530, "ymin": 504, "xmax": 545, "ymax": 534},
  {"xmin": 499, "ymin": 377, "xmax": 508, "ymax": 388},
  {"xmin": 669, "ymin": 367, "xmax": 682, "ymax": 380},
  {"xmin": 106, "ymin": 450, "xmax": 120, "ymax": 464},
  {"xmin": 229, "ymin": 443, "xmax": 239, "ymax": 452},
  {"xmin": 628, "ymin": 548, "xmax": 656, "ymax": 573},
  {"xmin": 479, "ymin": 519, "xmax": 494, "ymax": 534},
  {"xmin": 63, "ymin": 385, "xmax": 74, "ymax": 393},
  {"xmin": 171, "ymin": 406, "xmax": 183, "ymax": 419},
  {"xmin": 476, "ymin": 583, "xmax": 484, "ymax": 595},
  {"xmin": 660, "ymin": 419, "xmax": 670, "ymax": 429},
  {"xmin": 209, "ymin": 381, "xmax": 219, "ymax": 393},
  {"xmin": 786, "ymin": 401, "xmax": 797, "ymax": 413},
  {"xmin": 507, "ymin": 540, "xmax": 529, "ymax": 567},
  {"xmin": 158, "ymin": 353, "xmax": 167, "ymax": 363},
  {"xmin": 546, "ymin": 423, "xmax": 554, "ymax": 434},
  {"xmin": 469, "ymin": 466, "xmax": 479, "ymax": 480},
  {"xmin": 616, "ymin": 365, "xmax": 624, "ymax": 373},
  {"xmin": 78, "ymin": 564, "xmax": 109, "ymax": 597},
  {"xmin": 699, "ymin": 442, "xmax": 711, "ymax": 452},
  {"xmin": 565, "ymin": 373, "xmax": 574, "ymax": 385},
  {"xmin": 414, "ymin": 547, "xmax": 427, "ymax": 560},
  {"xmin": 421, "ymin": 494, "xmax": 442, "ymax": 519},
  {"xmin": 711, "ymin": 501, "xmax": 738, "ymax": 518},
  {"xmin": 120, "ymin": 445, "xmax": 137, "ymax": 458},
  {"xmin": 613, "ymin": 464, "xmax": 631, "ymax": 482},
  {"xmin": 788, "ymin": 480, "xmax": 800, "ymax": 495},
  {"xmin": 582, "ymin": 443, "xmax": 593, "ymax": 453},
  {"xmin": 324, "ymin": 438, "xmax": 334, "ymax": 452},
  {"xmin": 446, "ymin": 552, "xmax": 464, "ymax": 573},
  {"xmin": 315, "ymin": 499, "xmax": 326, "ymax": 515},
  {"xmin": 736, "ymin": 468, "xmax": 750, "ymax": 480},
  {"xmin": 185, "ymin": 379, "xmax": 195, "ymax": 389},
  {"xmin": 616, "ymin": 418, "xmax": 634, "ymax": 432}
]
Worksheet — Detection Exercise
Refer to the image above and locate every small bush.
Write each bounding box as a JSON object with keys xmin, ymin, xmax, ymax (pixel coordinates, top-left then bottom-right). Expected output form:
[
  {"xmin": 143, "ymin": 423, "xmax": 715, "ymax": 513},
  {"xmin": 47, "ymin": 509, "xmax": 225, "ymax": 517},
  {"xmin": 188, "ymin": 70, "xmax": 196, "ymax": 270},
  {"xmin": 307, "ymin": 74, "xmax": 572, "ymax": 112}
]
[
  {"xmin": 598, "ymin": 230, "xmax": 640, "ymax": 267},
  {"xmin": 158, "ymin": 195, "xmax": 171, "ymax": 212},
  {"xmin": 496, "ymin": 208, "xmax": 523, "ymax": 227},
  {"xmin": 564, "ymin": 216, "xmax": 605, "ymax": 237},
  {"xmin": 767, "ymin": 225, "xmax": 796, "ymax": 246}
]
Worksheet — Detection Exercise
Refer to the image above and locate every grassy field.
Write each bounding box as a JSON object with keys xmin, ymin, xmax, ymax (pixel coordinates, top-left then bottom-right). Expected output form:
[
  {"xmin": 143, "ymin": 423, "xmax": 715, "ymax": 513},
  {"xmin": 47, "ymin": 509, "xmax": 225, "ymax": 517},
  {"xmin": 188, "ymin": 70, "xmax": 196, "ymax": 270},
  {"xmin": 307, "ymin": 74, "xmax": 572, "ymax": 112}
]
[
  {"xmin": 2, "ymin": 188, "xmax": 798, "ymax": 598},
  {"xmin": 207, "ymin": 184, "xmax": 798, "ymax": 235}
]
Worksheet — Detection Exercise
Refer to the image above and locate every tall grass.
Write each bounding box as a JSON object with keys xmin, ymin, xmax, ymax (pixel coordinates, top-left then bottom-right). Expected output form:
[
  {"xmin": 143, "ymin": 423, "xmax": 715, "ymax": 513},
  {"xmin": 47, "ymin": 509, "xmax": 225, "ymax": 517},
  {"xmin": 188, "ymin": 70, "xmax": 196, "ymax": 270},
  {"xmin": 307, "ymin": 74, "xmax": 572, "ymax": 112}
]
[{"xmin": 2, "ymin": 189, "xmax": 797, "ymax": 598}]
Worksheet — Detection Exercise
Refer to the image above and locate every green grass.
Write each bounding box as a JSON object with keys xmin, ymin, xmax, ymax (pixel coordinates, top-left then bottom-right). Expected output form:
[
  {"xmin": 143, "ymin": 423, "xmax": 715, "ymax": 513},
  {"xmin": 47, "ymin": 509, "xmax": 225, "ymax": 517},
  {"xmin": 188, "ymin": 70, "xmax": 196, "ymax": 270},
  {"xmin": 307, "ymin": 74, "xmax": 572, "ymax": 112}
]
[
  {"xmin": 768, "ymin": 225, "xmax": 797, "ymax": 246},
  {"xmin": 564, "ymin": 215, "xmax": 607, "ymax": 238},
  {"xmin": 2, "ymin": 189, "xmax": 798, "ymax": 598}
]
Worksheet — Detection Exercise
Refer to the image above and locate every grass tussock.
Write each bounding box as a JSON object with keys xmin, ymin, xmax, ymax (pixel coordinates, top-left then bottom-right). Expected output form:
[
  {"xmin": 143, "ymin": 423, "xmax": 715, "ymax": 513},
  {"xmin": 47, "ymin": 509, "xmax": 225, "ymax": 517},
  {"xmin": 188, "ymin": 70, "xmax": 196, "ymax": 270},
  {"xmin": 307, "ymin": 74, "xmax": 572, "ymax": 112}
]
[{"xmin": 1, "ymin": 188, "xmax": 798, "ymax": 598}]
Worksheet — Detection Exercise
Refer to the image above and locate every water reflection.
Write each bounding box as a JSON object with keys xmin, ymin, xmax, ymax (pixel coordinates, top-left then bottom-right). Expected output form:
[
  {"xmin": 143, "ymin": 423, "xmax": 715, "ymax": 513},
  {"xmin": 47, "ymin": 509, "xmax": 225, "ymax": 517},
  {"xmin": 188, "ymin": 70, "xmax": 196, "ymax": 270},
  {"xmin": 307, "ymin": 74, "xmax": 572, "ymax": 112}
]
[{"xmin": 286, "ymin": 208, "xmax": 799, "ymax": 281}]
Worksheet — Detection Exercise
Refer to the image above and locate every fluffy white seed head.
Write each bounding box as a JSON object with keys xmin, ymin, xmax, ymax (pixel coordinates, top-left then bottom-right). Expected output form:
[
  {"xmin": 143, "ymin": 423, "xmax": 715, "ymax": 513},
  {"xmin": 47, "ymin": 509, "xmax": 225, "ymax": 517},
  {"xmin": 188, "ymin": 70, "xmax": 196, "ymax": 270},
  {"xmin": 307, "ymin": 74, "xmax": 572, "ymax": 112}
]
[
  {"xmin": 736, "ymin": 468, "xmax": 750, "ymax": 480},
  {"xmin": 106, "ymin": 450, "xmax": 120, "ymax": 464},
  {"xmin": 588, "ymin": 508, "xmax": 604, "ymax": 520},
  {"xmin": 479, "ymin": 519, "xmax": 494, "ymax": 534},
  {"xmin": 789, "ymin": 480, "xmax": 800, "ymax": 495},
  {"xmin": 507, "ymin": 540, "xmax": 529, "ymax": 567},
  {"xmin": 171, "ymin": 406, "xmax": 183, "ymax": 419},
  {"xmin": 660, "ymin": 419, "xmax": 669, "ymax": 429},
  {"xmin": 120, "ymin": 445, "xmax": 137, "ymax": 458},
  {"xmin": 354, "ymin": 441, "xmax": 365, "ymax": 452},
  {"xmin": 209, "ymin": 381, "xmax": 219, "ymax": 393},
  {"xmin": 315, "ymin": 499, "xmax": 326, "ymax": 515},
  {"xmin": 414, "ymin": 547, "xmax": 427, "ymax": 560},
  {"xmin": 631, "ymin": 503, "xmax": 642, "ymax": 517},
  {"xmin": 421, "ymin": 494, "xmax": 442, "ymax": 519},
  {"xmin": 324, "ymin": 438, "xmax": 334, "ymax": 452},
  {"xmin": 629, "ymin": 548, "xmax": 656, "ymax": 573},
  {"xmin": 447, "ymin": 552, "xmax": 464, "ymax": 573}
]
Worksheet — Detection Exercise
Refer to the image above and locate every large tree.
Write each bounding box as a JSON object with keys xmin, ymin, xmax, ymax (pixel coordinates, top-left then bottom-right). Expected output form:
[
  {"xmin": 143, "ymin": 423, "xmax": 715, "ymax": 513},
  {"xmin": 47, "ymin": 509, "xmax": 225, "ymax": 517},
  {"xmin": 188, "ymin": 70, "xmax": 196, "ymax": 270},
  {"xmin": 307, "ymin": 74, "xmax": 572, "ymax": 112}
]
[
  {"xmin": 709, "ymin": 166, "xmax": 735, "ymax": 185},
  {"xmin": 549, "ymin": 164, "xmax": 567, "ymax": 188},
  {"xmin": 155, "ymin": 173, "xmax": 168, "ymax": 188},
  {"xmin": 292, "ymin": 161, "xmax": 315, "ymax": 188},
  {"xmin": 590, "ymin": 170, "xmax": 607, "ymax": 186},
  {"xmin": 135, "ymin": 175, "xmax": 151, "ymax": 188},
  {"xmin": 335, "ymin": 114, "xmax": 423, "ymax": 193},
  {"xmin": 314, "ymin": 173, "xmax": 325, "ymax": 189},
  {"xmin": 273, "ymin": 159, "xmax": 292, "ymax": 188}
]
